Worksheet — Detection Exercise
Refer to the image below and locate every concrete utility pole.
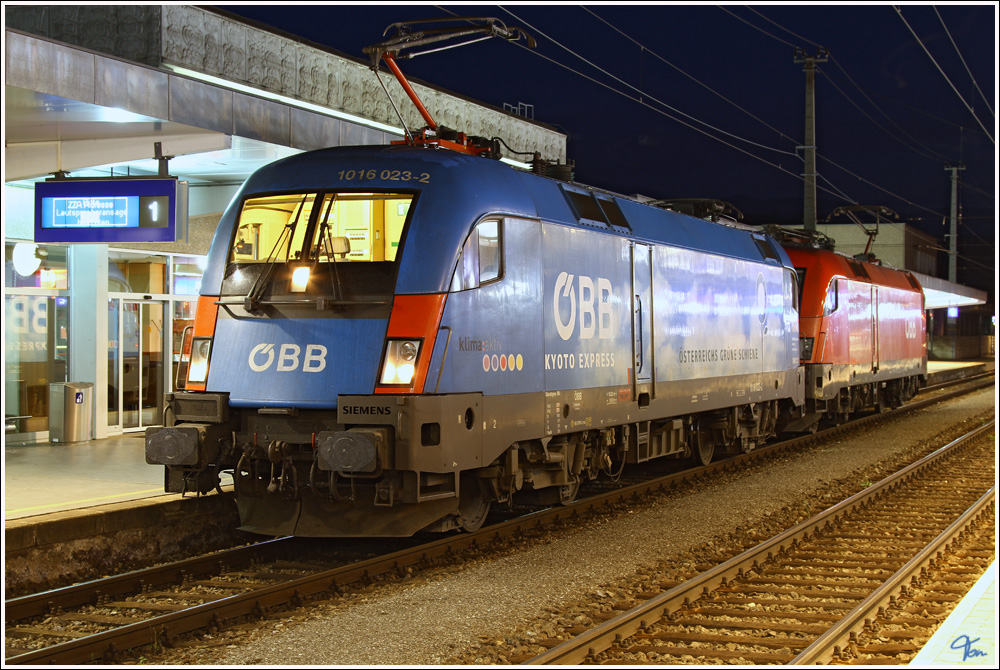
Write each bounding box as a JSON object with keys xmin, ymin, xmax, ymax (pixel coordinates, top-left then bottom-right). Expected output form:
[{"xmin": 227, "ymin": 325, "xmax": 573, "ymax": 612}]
[
  {"xmin": 795, "ymin": 48, "xmax": 828, "ymax": 232},
  {"xmin": 945, "ymin": 163, "xmax": 965, "ymax": 283}
]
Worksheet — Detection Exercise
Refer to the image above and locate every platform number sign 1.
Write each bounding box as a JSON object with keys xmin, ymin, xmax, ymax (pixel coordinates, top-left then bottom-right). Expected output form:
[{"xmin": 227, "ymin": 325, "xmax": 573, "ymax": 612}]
[{"xmin": 35, "ymin": 178, "xmax": 180, "ymax": 243}]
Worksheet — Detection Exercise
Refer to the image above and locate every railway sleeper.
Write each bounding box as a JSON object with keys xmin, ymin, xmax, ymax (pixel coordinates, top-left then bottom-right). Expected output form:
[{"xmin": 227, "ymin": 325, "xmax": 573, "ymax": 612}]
[
  {"xmin": 619, "ymin": 645, "xmax": 793, "ymax": 664},
  {"xmin": 640, "ymin": 630, "xmax": 813, "ymax": 650}
]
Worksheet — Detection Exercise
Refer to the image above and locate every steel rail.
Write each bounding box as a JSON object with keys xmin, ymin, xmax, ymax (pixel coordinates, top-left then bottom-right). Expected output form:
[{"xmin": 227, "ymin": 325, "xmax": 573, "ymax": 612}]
[
  {"xmin": 790, "ymin": 486, "xmax": 995, "ymax": 664},
  {"xmin": 5, "ymin": 538, "xmax": 290, "ymax": 622},
  {"xmin": 525, "ymin": 419, "xmax": 995, "ymax": 665},
  {"xmin": 6, "ymin": 483, "xmax": 702, "ymax": 665},
  {"xmin": 920, "ymin": 370, "xmax": 994, "ymax": 394}
]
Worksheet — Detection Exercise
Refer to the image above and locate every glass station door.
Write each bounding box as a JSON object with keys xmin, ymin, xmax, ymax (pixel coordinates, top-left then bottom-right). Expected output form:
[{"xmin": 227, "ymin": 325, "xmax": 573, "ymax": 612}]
[{"xmin": 108, "ymin": 299, "xmax": 165, "ymax": 431}]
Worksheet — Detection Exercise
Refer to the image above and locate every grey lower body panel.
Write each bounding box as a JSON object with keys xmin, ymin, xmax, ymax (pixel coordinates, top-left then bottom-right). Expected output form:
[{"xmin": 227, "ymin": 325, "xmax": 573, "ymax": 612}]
[
  {"xmin": 343, "ymin": 367, "xmax": 804, "ymax": 475},
  {"xmin": 236, "ymin": 368, "xmax": 805, "ymax": 537},
  {"xmin": 806, "ymin": 358, "xmax": 926, "ymax": 401}
]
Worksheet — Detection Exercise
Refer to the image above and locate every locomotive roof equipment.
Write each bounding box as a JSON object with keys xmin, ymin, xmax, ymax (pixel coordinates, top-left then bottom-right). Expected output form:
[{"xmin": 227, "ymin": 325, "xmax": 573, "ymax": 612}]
[
  {"xmin": 825, "ymin": 204, "xmax": 900, "ymax": 262},
  {"xmin": 647, "ymin": 198, "xmax": 745, "ymax": 224},
  {"xmin": 363, "ymin": 17, "xmax": 535, "ymax": 158}
]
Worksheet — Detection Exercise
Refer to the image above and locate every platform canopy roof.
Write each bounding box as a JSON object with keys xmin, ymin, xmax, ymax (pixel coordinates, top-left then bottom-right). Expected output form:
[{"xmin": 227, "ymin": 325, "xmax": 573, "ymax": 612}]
[{"xmin": 913, "ymin": 272, "xmax": 988, "ymax": 310}]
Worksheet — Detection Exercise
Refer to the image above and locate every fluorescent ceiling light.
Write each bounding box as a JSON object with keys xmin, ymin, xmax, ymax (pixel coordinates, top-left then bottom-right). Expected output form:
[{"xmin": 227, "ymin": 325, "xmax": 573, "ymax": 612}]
[
  {"xmin": 163, "ymin": 64, "xmax": 407, "ymax": 135},
  {"xmin": 162, "ymin": 64, "xmax": 531, "ymax": 170},
  {"xmin": 97, "ymin": 107, "xmax": 156, "ymax": 123}
]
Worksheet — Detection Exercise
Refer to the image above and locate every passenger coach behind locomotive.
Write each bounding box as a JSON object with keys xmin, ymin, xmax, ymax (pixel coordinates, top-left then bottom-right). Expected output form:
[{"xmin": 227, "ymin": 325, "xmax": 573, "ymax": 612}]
[
  {"xmin": 144, "ymin": 143, "xmax": 809, "ymax": 537},
  {"xmin": 772, "ymin": 229, "xmax": 926, "ymax": 428}
]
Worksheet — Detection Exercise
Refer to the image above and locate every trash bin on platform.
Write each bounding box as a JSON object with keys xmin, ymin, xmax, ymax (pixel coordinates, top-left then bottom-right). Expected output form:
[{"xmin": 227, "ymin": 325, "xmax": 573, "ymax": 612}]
[{"xmin": 49, "ymin": 382, "xmax": 93, "ymax": 443}]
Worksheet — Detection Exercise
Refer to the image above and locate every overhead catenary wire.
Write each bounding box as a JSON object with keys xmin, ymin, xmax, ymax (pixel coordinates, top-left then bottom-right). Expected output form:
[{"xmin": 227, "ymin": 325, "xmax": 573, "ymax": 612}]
[
  {"xmin": 680, "ymin": 7, "xmax": 966, "ymax": 218},
  {"xmin": 952, "ymin": 208, "xmax": 996, "ymax": 249},
  {"xmin": 857, "ymin": 86, "xmax": 994, "ymax": 141},
  {"xmin": 581, "ymin": 6, "xmax": 799, "ymax": 147},
  {"xmin": 916, "ymin": 242, "xmax": 994, "ymax": 273},
  {"xmin": 485, "ymin": 6, "xmax": 871, "ymax": 206},
  {"xmin": 958, "ymin": 180, "xmax": 996, "ymax": 203},
  {"xmin": 435, "ymin": 5, "xmax": 964, "ymax": 228},
  {"xmin": 430, "ymin": 4, "xmax": 908, "ymax": 214},
  {"xmin": 717, "ymin": 5, "xmax": 955, "ymax": 220},
  {"xmin": 530, "ymin": 6, "xmax": 985, "ymax": 273},
  {"xmin": 735, "ymin": 6, "xmax": 959, "ymax": 165},
  {"xmin": 825, "ymin": 58, "xmax": 956, "ymax": 163},
  {"xmin": 499, "ymin": 33, "xmax": 824, "ymax": 196},
  {"xmin": 497, "ymin": 5, "xmax": 800, "ymax": 159},
  {"xmin": 893, "ymin": 5, "xmax": 994, "ymax": 144},
  {"xmin": 743, "ymin": 5, "xmax": 824, "ymax": 50},
  {"xmin": 746, "ymin": 3, "xmax": 990, "ymax": 154},
  {"xmin": 933, "ymin": 6, "xmax": 994, "ymax": 118},
  {"xmin": 818, "ymin": 65, "xmax": 955, "ymax": 164},
  {"xmin": 817, "ymin": 153, "xmax": 947, "ymax": 220},
  {"xmin": 716, "ymin": 5, "xmax": 799, "ymax": 50},
  {"xmin": 494, "ymin": 4, "xmax": 947, "ymax": 215},
  {"xmin": 719, "ymin": 5, "xmax": 954, "ymax": 219},
  {"xmin": 817, "ymin": 172, "xmax": 859, "ymax": 206}
]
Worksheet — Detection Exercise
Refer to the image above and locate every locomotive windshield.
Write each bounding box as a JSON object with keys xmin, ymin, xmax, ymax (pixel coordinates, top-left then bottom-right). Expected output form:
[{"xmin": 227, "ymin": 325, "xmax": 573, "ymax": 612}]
[
  {"xmin": 223, "ymin": 191, "xmax": 413, "ymax": 301},
  {"xmin": 230, "ymin": 192, "xmax": 411, "ymax": 265},
  {"xmin": 230, "ymin": 194, "xmax": 316, "ymax": 264}
]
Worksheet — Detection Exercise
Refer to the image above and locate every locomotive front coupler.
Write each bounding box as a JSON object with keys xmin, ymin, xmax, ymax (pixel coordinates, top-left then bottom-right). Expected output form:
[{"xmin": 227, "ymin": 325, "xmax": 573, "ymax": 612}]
[
  {"xmin": 145, "ymin": 422, "xmax": 231, "ymax": 466},
  {"xmin": 146, "ymin": 392, "xmax": 239, "ymax": 494},
  {"xmin": 145, "ymin": 421, "xmax": 234, "ymax": 494}
]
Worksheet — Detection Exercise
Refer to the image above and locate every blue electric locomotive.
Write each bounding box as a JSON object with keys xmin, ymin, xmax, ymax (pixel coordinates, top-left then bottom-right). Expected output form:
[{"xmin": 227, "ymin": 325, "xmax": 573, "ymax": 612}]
[
  {"xmin": 145, "ymin": 143, "xmax": 807, "ymax": 536},
  {"xmin": 145, "ymin": 17, "xmax": 808, "ymax": 536}
]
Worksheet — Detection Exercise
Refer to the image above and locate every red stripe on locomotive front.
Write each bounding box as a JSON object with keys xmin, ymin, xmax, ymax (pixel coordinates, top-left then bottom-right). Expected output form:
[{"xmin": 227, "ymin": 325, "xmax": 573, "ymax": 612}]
[
  {"xmin": 376, "ymin": 293, "xmax": 447, "ymax": 394},
  {"xmin": 184, "ymin": 295, "xmax": 220, "ymax": 392}
]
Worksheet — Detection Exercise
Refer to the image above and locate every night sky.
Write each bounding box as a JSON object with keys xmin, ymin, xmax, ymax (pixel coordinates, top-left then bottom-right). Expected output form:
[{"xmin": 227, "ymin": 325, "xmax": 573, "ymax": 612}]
[{"xmin": 215, "ymin": 3, "xmax": 996, "ymax": 296}]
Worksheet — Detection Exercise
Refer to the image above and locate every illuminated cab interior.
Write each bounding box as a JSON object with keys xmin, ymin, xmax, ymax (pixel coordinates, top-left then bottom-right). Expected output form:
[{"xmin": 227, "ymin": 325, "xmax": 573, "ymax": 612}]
[{"xmin": 221, "ymin": 192, "xmax": 413, "ymax": 298}]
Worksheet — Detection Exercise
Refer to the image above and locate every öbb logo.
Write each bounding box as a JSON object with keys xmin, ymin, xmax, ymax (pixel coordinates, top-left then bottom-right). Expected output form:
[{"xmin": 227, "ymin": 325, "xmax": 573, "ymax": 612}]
[
  {"xmin": 248, "ymin": 343, "xmax": 328, "ymax": 372},
  {"xmin": 553, "ymin": 272, "xmax": 615, "ymax": 341}
]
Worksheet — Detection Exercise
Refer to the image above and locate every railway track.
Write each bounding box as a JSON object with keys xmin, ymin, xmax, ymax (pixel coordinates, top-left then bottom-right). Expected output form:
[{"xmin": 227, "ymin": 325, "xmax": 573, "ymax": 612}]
[
  {"xmin": 4, "ymin": 375, "xmax": 992, "ymax": 665},
  {"xmin": 525, "ymin": 420, "xmax": 995, "ymax": 665}
]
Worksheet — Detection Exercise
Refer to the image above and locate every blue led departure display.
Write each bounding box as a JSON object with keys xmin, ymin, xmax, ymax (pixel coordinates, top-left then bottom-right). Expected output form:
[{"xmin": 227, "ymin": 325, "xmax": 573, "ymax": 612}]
[{"xmin": 34, "ymin": 178, "xmax": 178, "ymax": 243}]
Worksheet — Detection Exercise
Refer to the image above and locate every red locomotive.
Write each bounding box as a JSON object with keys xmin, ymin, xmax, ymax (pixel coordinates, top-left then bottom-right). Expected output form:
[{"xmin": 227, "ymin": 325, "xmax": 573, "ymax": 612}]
[{"xmin": 775, "ymin": 229, "xmax": 927, "ymax": 428}]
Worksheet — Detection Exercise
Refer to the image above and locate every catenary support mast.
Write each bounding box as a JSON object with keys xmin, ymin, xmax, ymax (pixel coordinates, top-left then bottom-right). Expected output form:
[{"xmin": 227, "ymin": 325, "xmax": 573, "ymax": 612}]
[{"xmin": 795, "ymin": 48, "xmax": 828, "ymax": 232}]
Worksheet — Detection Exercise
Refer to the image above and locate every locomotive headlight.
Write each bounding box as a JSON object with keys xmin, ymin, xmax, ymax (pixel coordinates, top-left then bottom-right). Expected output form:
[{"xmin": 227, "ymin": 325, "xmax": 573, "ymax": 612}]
[
  {"xmin": 290, "ymin": 265, "xmax": 311, "ymax": 293},
  {"xmin": 800, "ymin": 336, "xmax": 815, "ymax": 361},
  {"xmin": 398, "ymin": 341, "xmax": 418, "ymax": 362},
  {"xmin": 188, "ymin": 337, "xmax": 213, "ymax": 383},
  {"xmin": 380, "ymin": 339, "xmax": 421, "ymax": 385}
]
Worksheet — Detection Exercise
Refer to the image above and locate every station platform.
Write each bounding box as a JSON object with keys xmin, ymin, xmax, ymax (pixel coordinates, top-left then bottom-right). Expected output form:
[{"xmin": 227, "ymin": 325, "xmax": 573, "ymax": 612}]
[
  {"xmin": 3, "ymin": 432, "xmax": 172, "ymax": 523},
  {"xmin": 3, "ymin": 430, "xmax": 236, "ymax": 523},
  {"xmin": 4, "ymin": 359, "xmax": 992, "ymax": 523}
]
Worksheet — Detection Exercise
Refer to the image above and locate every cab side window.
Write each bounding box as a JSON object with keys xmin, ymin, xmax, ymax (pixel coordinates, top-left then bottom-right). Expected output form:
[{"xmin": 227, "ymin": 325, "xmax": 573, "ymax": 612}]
[
  {"xmin": 786, "ymin": 268, "xmax": 800, "ymax": 312},
  {"xmin": 451, "ymin": 219, "xmax": 502, "ymax": 291},
  {"xmin": 823, "ymin": 279, "xmax": 839, "ymax": 315}
]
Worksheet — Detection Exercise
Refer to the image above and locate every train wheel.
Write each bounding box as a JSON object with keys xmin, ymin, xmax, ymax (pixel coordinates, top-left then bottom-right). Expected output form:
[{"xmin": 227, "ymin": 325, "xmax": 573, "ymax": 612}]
[
  {"xmin": 558, "ymin": 476, "xmax": 581, "ymax": 505},
  {"xmin": 695, "ymin": 434, "xmax": 715, "ymax": 466},
  {"xmin": 457, "ymin": 475, "xmax": 491, "ymax": 532},
  {"xmin": 691, "ymin": 421, "xmax": 714, "ymax": 466}
]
